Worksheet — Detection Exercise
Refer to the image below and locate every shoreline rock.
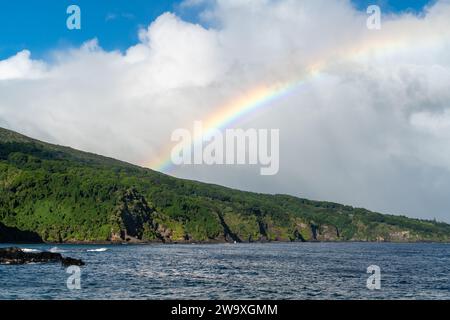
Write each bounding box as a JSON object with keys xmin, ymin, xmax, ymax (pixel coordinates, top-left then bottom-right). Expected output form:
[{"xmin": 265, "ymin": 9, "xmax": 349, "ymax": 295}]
[{"xmin": 0, "ymin": 247, "xmax": 85, "ymax": 266}]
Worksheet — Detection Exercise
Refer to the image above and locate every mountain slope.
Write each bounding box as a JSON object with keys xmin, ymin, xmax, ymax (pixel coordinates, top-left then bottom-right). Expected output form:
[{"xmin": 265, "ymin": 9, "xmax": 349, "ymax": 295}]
[{"xmin": 0, "ymin": 127, "xmax": 449, "ymax": 243}]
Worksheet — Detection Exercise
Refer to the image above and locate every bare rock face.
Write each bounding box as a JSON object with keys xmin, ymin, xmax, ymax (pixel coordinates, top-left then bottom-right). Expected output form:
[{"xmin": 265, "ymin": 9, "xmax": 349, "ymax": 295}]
[
  {"xmin": 110, "ymin": 188, "xmax": 163, "ymax": 242},
  {"xmin": 310, "ymin": 224, "xmax": 341, "ymax": 241},
  {"xmin": 0, "ymin": 247, "xmax": 85, "ymax": 266}
]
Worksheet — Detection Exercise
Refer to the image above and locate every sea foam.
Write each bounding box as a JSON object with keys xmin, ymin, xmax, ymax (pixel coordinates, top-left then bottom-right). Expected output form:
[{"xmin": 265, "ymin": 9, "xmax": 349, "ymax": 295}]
[{"xmin": 87, "ymin": 248, "xmax": 108, "ymax": 252}]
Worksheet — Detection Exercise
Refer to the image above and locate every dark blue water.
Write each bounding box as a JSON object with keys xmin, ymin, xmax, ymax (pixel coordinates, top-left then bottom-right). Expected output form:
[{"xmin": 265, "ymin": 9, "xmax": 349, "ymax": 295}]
[{"xmin": 0, "ymin": 243, "xmax": 449, "ymax": 300}]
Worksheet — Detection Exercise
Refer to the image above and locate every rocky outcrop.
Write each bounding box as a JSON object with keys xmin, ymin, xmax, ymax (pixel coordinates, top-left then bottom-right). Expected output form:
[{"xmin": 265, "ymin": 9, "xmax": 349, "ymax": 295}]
[
  {"xmin": 292, "ymin": 229, "xmax": 306, "ymax": 242},
  {"xmin": 216, "ymin": 214, "xmax": 241, "ymax": 243},
  {"xmin": 257, "ymin": 219, "xmax": 269, "ymax": 242},
  {"xmin": 0, "ymin": 247, "xmax": 85, "ymax": 266},
  {"xmin": 375, "ymin": 230, "xmax": 414, "ymax": 242},
  {"xmin": 110, "ymin": 188, "xmax": 163, "ymax": 242},
  {"xmin": 310, "ymin": 224, "xmax": 340, "ymax": 241}
]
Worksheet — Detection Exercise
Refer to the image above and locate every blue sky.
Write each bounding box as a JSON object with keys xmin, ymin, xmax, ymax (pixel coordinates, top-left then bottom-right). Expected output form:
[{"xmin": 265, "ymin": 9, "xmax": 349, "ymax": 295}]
[
  {"xmin": 351, "ymin": 0, "xmax": 436, "ymax": 12},
  {"xmin": 0, "ymin": 0, "xmax": 437, "ymax": 60},
  {"xmin": 0, "ymin": 0, "xmax": 185, "ymax": 59}
]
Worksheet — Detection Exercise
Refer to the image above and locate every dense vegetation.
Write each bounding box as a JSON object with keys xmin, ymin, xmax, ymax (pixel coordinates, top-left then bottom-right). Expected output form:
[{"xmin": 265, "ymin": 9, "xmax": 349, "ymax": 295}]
[{"xmin": 1, "ymin": 127, "xmax": 449, "ymax": 243}]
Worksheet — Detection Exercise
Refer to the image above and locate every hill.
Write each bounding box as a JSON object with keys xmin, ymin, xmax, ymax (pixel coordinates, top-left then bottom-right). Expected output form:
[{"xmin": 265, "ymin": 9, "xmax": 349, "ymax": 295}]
[{"xmin": 1, "ymin": 127, "xmax": 449, "ymax": 243}]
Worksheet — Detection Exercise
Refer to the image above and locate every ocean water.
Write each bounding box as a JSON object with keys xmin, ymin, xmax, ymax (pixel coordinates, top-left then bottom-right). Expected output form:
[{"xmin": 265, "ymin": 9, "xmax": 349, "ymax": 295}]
[{"xmin": 0, "ymin": 243, "xmax": 448, "ymax": 300}]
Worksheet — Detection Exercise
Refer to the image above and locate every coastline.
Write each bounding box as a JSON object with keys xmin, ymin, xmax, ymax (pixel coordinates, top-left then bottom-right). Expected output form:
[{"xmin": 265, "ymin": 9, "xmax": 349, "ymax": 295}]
[{"xmin": 1, "ymin": 239, "xmax": 449, "ymax": 246}]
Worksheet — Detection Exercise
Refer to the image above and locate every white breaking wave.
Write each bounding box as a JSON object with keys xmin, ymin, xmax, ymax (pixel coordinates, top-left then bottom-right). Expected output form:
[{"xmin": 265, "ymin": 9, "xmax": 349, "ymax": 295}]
[
  {"xmin": 49, "ymin": 247, "xmax": 66, "ymax": 253},
  {"xmin": 87, "ymin": 248, "xmax": 108, "ymax": 252},
  {"xmin": 21, "ymin": 248, "xmax": 41, "ymax": 253}
]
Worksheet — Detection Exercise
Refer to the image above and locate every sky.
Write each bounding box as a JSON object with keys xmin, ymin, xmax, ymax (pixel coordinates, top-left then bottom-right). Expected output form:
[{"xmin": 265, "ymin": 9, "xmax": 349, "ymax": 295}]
[
  {"xmin": 0, "ymin": 0, "xmax": 435, "ymax": 59},
  {"xmin": 1, "ymin": 0, "xmax": 450, "ymax": 222}
]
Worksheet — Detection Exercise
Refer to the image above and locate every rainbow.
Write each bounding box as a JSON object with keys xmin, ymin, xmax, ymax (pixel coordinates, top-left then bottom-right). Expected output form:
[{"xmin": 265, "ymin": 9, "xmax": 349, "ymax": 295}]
[
  {"xmin": 148, "ymin": 79, "xmax": 309, "ymax": 172},
  {"xmin": 146, "ymin": 28, "xmax": 446, "ymax": 173}
]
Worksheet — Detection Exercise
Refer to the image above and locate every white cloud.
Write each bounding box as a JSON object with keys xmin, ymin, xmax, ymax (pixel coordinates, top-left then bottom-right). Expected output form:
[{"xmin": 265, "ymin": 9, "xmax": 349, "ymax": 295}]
[
  {"xmin": 0, "ymin": 50, "xmax": 47, "ymax": 80},
  {"xmin": 1, "ymin": 0, "xmax": 450, "ymax": 221},
  {"xmin": 125, "ymin": 13, "xmax": 225, "ymax": 90}
]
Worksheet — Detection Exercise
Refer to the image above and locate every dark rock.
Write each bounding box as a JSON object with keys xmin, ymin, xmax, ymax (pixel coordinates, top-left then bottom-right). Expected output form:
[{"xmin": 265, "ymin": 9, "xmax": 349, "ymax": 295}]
[
  {"xmin": 292, "ymin": 229, "xmax": 306, "ymax": 242},
  {"xmin": 110, "ymin": 188, "xmax": 163, "ymax": 242},
  {"xmin": 0, "ymin": 222, "xmax": 43, "ymax": 243},
  {"xmin": 0, "ymin": 247, "xmax": 85, "ymax": 266},
  {"xmin": 217, "ymin": 213, "xmax": 241, "ymax": 243},
  {"xmin": 61, "ymin": 256, "xmax": 85, "ymax": 266}
]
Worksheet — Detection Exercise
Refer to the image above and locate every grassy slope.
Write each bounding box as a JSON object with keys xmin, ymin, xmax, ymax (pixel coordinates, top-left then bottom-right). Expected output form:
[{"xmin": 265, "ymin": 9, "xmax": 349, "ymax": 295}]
[{"xmin": 0, "ymin": 127, "xmax": 449, "ymax": 243}]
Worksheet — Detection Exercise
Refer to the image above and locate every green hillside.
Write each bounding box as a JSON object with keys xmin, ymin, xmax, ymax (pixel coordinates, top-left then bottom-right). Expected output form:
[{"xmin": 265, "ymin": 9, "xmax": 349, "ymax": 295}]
[{"xmin": 0, "ymin": 127, "xmax": 449, "ymax": 243}]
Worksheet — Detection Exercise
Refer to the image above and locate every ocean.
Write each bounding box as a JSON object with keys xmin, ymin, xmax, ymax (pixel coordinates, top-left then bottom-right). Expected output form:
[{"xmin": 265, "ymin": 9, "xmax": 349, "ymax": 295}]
[{"xmin": 0, "ymin": 243, "xmax": 448, "ymax": 300}]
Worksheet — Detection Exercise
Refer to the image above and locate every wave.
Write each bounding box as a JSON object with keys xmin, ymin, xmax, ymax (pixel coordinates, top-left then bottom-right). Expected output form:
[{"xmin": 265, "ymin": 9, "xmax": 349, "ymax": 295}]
[
  {"xmin": 87, "ymin": 248, "xmax": 108, "ymax": 252},
  {"xmin": 21, "ymin": 248, "xmax": 41, "ymax": 253},
  {"xmin": 49, "ymin": 247, "xmax": 66, "ymax": 253}
]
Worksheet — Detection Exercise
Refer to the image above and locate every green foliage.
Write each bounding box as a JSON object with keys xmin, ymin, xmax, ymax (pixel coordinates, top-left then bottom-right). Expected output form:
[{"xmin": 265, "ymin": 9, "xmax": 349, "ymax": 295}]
[{"xmin": 0, "ymin": 127, "xmax": 450, "ymax": 243}]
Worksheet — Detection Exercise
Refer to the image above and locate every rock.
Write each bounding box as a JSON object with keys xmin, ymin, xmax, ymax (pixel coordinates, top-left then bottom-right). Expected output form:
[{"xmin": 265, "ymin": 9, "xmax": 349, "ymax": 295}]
[
  {"xmin": 0, "ymin": 247, "xmax": 85, "ymax": 266},
  {"xmin": 61, "ymin": 256, "xmax": 85, "ymax": 266},
  {"xmin": 0, "ymin": 222, "xmax": 43, "ymax": 243}
]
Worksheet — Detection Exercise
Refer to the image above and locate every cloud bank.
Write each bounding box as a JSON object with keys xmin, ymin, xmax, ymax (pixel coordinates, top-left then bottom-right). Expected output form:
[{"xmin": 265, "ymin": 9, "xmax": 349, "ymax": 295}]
[{"xmin": 1, "ymin": 0, "xmax": 450, "ymax": 221}]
